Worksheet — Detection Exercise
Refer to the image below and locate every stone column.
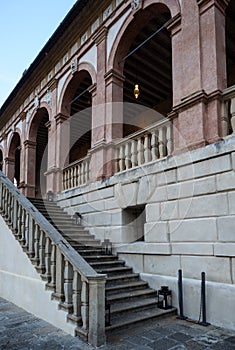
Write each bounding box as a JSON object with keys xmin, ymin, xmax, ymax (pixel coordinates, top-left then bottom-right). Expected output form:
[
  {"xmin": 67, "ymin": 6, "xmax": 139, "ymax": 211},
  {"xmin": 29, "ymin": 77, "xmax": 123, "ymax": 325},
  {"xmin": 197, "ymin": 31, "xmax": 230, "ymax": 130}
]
[
  {"xmin": 53, "ymin": 113, "xmax": 70, "ymax": 193},
  {"xmin": 44, "ymin": 79, "xmax": 59, "ymax": 195},
  {"xmin": 198, "ymin": 0, "xmax": 228, "ymax": 143},
  {"xmin": 89, "ymin": 27, "xmax": 108, "ymax": 181},
  {"xmin": 4, "ymin": 157, "xmax": 15, "ymax": 183},
  {"xmin": 24, "ymin": 140, "xmax": 36, "ymax": 197}
]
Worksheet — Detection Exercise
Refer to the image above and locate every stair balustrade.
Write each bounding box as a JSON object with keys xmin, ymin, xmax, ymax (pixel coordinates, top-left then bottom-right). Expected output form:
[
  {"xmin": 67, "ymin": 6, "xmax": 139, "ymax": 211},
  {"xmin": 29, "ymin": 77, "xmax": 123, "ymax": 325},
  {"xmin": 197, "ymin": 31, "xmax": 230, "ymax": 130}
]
[
  {"xmin": 62, "ymin": 155, "xmax": 90, "ymax": 191},
  {"xmin": 221, "ymin": 85, "xmax": 235, "ymax": 137},
  {"xmin": 0, "ymin": 172, "xmax": 106, "ymax": 347},
  {"xmin": 115, "ymin": 119, "xmax": 173, "ymax": 173}
]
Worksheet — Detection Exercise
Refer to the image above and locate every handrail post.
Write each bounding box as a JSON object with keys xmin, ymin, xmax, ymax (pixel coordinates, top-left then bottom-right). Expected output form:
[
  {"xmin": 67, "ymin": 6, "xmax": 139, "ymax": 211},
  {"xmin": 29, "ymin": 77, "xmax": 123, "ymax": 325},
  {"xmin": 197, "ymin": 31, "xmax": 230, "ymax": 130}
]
[{"xmin": 87, "ymin": 275, "xmax": 106, "ymax": 347}]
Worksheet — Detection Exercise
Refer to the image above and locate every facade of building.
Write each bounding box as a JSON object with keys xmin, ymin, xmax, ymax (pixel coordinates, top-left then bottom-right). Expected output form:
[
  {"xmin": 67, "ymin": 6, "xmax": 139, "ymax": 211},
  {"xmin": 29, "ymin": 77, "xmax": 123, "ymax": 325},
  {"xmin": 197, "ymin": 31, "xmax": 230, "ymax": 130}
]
[{"xmin": 0, "ymin": 0, "xmax": 235, "ymax": 344}]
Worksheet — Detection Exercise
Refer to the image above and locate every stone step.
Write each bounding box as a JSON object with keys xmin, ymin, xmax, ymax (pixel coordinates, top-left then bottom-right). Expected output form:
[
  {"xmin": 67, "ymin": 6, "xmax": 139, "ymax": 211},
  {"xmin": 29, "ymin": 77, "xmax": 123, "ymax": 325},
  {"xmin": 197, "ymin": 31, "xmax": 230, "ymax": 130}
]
[
  {"xmin": 95, "ymin": 266, "xmax": 133, "ymax": 275},
  {"xmin": 106, "ymin": 307, "xmax": 177, "ymax": 332},
  {"xmin": 107, "ymin": 288, "xmax": 157, "ymax": 304},
  {"xmin": 89, "ymin": 260, "xmax": 125, "ymax": 269},
  {"xmin": 82, "ymin": 255, "xmax": 118, "ymax": 262},
  {"xmin": 106, "ymin": 281, "xmax": 148, "ymax": 295},
  {"xmin": 106, "ymin": 273, "xmax": 140, "ymax": 285},
  {"xmin": 108, "ymin": 297, "xmax": 159, "ymax": 316}
]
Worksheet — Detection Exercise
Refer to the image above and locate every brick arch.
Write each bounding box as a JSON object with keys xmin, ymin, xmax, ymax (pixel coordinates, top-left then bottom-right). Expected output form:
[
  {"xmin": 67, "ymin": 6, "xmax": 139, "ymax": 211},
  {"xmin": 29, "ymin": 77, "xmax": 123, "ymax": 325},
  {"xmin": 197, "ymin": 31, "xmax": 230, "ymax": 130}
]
[
  {"xmin": 27, "ymin": 106, "xmax": 50, "ymax": 142},
  {"xmin": 8, "ymin": 132, "xmax": 21, "ymax": 159},
  {"xmin": 108, "ymin": 0, "xmax": 180, "ymax": 73},
  {"xmin": 58, "ymin": 62, "xmax": 96, "ymax": 116}
]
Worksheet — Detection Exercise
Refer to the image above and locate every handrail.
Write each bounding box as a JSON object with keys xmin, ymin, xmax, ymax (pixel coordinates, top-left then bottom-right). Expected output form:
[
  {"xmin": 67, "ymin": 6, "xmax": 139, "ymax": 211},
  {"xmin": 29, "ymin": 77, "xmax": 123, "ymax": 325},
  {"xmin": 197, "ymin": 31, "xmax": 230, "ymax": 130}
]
[{"xmin": 0, "ymin": 171, "xmax": 106, "ymax": 347}]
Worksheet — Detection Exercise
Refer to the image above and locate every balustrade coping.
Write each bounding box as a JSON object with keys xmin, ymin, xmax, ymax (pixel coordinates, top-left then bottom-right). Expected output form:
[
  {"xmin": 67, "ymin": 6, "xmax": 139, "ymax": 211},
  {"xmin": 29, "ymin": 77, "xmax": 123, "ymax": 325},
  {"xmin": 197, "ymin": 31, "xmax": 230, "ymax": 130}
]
[
  {"xmin": 63, "ymin": 154, "xmax": 91, "ymax": 171},
  {"xmin": 222, "ymin": 84, "xmax": 235, "ymax": 98},
  {"xmin": 115, "ymin": 118, "xmax": 171, "ymax": 146},
  {"xmin": 0, "ymin": 171, "xmax": 105, "ymax": 281}
]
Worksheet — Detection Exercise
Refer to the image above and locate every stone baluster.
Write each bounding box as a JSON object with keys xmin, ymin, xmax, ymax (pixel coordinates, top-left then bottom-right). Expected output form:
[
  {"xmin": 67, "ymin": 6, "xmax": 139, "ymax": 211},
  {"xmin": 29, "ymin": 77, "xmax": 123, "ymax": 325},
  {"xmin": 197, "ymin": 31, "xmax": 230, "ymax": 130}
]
[
  {"xmin": 151, "ymin": 129, "xmax": 159, "ymax": 161},
  {"xmin": 23, "ymin": 212, "xmax": 30, "ymax": 249},
  {"xmin": 27, "ymin": 216, "xmax": 34, "ymax": 258},
  {"xmin": 74, "ymin": 165, "xmax": 78, "ymax": 187},
  {"xmin": 0, "ymin": 182, "xmax": 3, "ymax": 212},
  {"xmin": 85, "ymin": 160, "xmax": 90, "ymax": 182},
  {"xmin": 71, "ymin": 270, "xmax": 82, "ymax": 323},
  {"xmin": 32, "ymin": 223, "xmax": 40, "ymax": 265},
  {"xmin": 5, "ymin": 189, "xmax": 10, "ymax": 221},
  {"xmin": 118, "ymin": 145, "xmax": 125, "ymax": 172},
  {"xmin": 84, "ymin": 162, "xmax": 88, "ymax": 183},
  {"xmin": 61, "ymin": 260, "xmax": 73, "ymax": 313},
  {"xmin": 159, "ymin": 127, "xmax": 166, "ymax": 158},
  {"xmin": 8, "ymin": 193, "xmax": 14, "ymax": 227},
  {"xmin": 17, "ymin": 204, "xmax": 22, "ymax": 240},
  {"xmin": 12, "ymin": 198, "xmax": 18, "ymax": 235},
  {"xmin": 137, "ymin": 138, "xmax": 144, "ymax": 165},
  {"xmin": 81, "ymin": 163, "xmax": 85, "ymax": 184},
  {"xmin": 221, "ymin": 100, "xmax": 229, "ymax": 137},
  {"xmin": 230, "ymin": 97, "xmax": 235, "ymax": 133},
  {"xmin": 43, "ymin": 236, "xmax": 52, "ymax": 282},
  {"xmin": 20, "ymin": 208, "xmax": 26, "ymax": 245},
  {"xmin": 78, "ymin": 164, "xmax": 81, "ymax": 186},
  {"xmin": 47, "ymin": 242, "xmax": 56, "ymax": 291},
  {"xmin": 166, "ymin": 123, "xmax": 173, "ymax": 155},
  {"xmin": 36, "ymin": 229, "xmax": 46, "ymax": 274},
  {"xmin": 130, "ymin": 140, "xmax": 137, "ymax": 168},
  {"xmin": 124, "ymin": 142, "xmax": 131, "ymax": 170},
  {"xmin": 81, "ymin": 278, "xmax": 89, "ymax": 330},
  {"xmin": 144, "ymin": 134, "xmax": 151, "ymax": 163},
  {"xmin": 52, "ymin": 247, "xmax": 64, "ymax": 302}
]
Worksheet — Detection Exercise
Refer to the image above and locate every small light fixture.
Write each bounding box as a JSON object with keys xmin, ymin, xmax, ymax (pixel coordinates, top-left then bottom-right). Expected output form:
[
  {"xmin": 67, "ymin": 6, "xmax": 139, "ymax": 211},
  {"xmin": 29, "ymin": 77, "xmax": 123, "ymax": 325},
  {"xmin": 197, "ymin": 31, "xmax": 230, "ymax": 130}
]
[
  {"xmin": 158, "ymin": 286, "xmax": 172, "ymax": 310},
  {"xmin": 134, "ymin": 84, "xmax": 140, "ymax": 99}
]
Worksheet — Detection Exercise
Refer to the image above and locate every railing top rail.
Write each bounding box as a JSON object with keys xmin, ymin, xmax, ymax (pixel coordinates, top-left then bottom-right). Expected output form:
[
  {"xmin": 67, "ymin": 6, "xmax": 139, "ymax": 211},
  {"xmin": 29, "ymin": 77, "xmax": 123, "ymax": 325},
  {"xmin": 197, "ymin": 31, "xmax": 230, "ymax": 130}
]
[
  {"xmin": 115, "ymin": 118, "xmax": 171, "ymax": 147},
  {"xmin": 222, "ymin": 85, "xmax": 235, "ymax": 99},
  {"xmin": 0, "ymin": 172, "xmax": 104, "ymax": 281},
  {"xmin": 63, "ymin": 154, "xmax": 91, "ymax": 172}
]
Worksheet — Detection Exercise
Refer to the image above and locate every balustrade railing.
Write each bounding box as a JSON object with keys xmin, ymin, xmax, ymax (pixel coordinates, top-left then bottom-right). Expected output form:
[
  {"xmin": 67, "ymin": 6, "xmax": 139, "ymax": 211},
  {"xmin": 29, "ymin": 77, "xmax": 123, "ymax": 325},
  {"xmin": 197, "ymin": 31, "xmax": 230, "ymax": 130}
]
[
  {"xmin": 0, "ymin": 172, "xmax": 106, "ymax": 347},
  {"xmin": 221, "ymin": 85, "xmax": 235, "ymax": 137},
  {"xmin": 115, "ymin": 119, "xmax": 173, "ymax": 173},
  {"xmin": 63, "ymin": 155, "xmax": 90, "ymax": 191}
]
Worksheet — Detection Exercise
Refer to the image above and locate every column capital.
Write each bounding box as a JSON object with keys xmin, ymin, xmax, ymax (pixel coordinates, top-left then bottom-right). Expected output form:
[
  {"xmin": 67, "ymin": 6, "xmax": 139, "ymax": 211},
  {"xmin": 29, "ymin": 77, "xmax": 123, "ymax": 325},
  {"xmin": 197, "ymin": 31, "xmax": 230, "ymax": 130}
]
[
  {"xmin": 104, "ymin": 69, "xmax": 125, "ymax": 87},
  {"xmin": 197, "ymin": 0, "xmax": 229, "ymax": 14},
  {"xmin": 24, "ymin": 140, "xmax": 36, "ymax": 148},
  {"xmin": 92, "ymin": 26, "xmax": 108, "ymax": 46},
  {"xmin": 166, "ymin": 13, "xmax": 181, "ymax": 36},
  {"xmin": 55, "ymin": 113, "xmax": 69, "ymax": 125}
]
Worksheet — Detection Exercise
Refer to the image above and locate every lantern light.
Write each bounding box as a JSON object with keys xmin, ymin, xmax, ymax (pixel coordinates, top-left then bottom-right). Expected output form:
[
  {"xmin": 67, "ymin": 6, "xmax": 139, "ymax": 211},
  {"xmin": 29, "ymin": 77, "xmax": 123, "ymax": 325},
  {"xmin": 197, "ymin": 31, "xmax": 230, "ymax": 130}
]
[{"xmin": 134, "ymin": 84, "xmax": 140, "ymax": 99}]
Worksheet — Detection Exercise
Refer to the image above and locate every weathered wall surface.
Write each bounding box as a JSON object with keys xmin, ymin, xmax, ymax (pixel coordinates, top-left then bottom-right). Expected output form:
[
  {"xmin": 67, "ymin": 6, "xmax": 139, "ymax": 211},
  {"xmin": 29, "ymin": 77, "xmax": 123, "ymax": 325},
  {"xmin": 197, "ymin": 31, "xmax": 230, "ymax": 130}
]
[
  {"xmin": 57, "ymin": 135, "xmax": 235, "ymax": 330},
  {"xmin": 0, "ymin": 216, "xmax": 76, "ymax": 335}
]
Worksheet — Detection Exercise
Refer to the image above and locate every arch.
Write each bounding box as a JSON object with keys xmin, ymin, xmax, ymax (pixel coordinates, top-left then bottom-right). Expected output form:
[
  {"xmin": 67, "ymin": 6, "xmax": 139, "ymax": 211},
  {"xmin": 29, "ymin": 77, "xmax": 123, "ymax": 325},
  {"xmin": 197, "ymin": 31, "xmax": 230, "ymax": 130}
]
[
  {"xmin": 108, "ymin": 0, "xmax": 180, "ymax": 72},
  {"xmin": 58, "ymin": 62, "xmax": 96, "ymax": 115},
  {"xmin": 28, "ymin": 106, "xmax": 50, "ymax": 142},
  {"xmin": 7, "ymin": 132, "xmax": 21, "ymax": 186},
  {"xmin": 26, "ymin": 107, "xmax": 49, "ymax": 198}
]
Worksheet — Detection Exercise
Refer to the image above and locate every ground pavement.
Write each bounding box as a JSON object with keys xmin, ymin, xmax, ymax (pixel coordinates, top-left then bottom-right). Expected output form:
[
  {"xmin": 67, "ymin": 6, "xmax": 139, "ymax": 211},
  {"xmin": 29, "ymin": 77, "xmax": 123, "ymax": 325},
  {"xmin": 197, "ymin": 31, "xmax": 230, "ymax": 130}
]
[{"xmin": 0, "ymin": 297, "xmax": 234, "ymax": 350}]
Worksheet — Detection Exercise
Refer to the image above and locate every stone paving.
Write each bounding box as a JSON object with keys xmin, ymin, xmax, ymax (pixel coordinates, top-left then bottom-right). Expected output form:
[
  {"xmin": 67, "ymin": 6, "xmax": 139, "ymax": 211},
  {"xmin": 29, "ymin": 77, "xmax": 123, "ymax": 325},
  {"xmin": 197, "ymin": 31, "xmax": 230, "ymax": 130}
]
[{"xmin": 0, "ymin": 297, "xmax": 235, "ymax": 350}]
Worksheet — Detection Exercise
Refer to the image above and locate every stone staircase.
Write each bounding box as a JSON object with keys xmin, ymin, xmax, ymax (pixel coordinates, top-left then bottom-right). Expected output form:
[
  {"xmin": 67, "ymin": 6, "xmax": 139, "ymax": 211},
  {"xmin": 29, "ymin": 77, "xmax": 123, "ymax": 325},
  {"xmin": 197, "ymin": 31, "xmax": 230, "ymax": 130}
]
[{"xmin": 29, "ymin": 198, "xmax": 176, "ymax": 333}]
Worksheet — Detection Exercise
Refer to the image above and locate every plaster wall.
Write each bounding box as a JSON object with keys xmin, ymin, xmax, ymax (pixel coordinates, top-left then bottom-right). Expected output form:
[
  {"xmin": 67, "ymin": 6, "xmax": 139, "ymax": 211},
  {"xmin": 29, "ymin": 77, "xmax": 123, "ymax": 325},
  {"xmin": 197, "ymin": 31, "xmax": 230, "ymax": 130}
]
[
  {"xmin": 57, "ymin": 135, "xmax": 235, "ymax": 330},
  {"xmin": 0, "ymin": 216, "xmax": 76, "ymax": 336}
]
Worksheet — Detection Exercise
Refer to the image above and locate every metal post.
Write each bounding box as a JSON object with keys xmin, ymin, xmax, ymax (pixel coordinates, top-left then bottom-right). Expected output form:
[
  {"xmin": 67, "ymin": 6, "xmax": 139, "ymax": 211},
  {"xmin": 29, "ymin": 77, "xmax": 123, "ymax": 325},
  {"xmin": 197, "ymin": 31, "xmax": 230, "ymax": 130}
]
[
  {"xmin": 198, "ymin": 272, "xmax": 210, "ymax": 326},
  {"xmin": 177, "ymin": 269, "xmax": 187, "ymax": 320}
]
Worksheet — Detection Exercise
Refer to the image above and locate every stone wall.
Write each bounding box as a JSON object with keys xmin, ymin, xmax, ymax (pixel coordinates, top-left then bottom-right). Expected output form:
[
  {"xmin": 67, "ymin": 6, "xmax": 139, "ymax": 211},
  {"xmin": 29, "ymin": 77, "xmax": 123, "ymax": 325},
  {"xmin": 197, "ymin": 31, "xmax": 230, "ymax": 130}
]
[{"xmin": 57, "ymin": 135, "xmax": 235, "ymax": 330}]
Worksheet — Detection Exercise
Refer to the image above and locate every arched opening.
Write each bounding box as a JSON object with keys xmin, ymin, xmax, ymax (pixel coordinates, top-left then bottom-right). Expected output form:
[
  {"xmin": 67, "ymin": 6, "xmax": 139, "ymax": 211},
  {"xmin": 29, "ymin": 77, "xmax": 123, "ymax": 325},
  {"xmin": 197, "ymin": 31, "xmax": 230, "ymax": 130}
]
[
  {"xmin": 0, "ymin": 149, "xmax": 3, "ymax": 172},
  {"xmin": 62, "ymin": 71, "xmax": 92, "ymax": 164},
  {"xmin": 8, "ymin": 132, "xmax": 21, "ymax": 186},
  {"xmin": 28, "ymin": 107, "xmax": 49, "ymax": 198},
  {"xmin": 115, "ymin": 4, "xmax": 172, "ymax": 137},
  {"xmin": 226, "ymin": 0, "xmax": 235, "ymax": 88}
]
